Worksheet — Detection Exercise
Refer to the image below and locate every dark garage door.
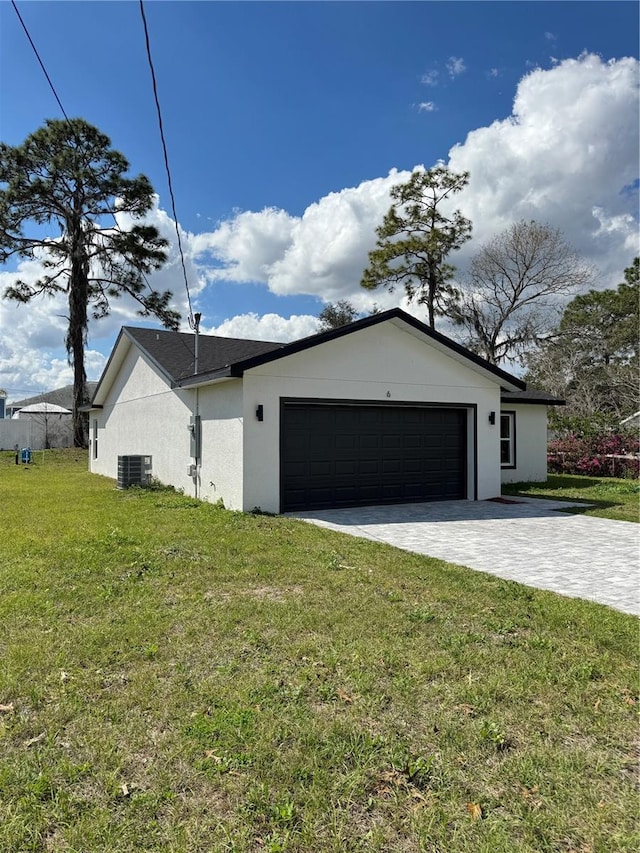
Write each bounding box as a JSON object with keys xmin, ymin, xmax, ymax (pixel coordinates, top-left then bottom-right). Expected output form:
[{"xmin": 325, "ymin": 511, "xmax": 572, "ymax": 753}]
[{"xmin": 281, "ymin": 403, "xmax": 467, "ymax": 512}]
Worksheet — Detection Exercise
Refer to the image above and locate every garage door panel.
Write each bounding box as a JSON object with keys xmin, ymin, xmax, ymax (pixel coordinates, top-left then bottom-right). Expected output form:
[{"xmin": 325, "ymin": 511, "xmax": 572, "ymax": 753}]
[
  {"xmin": 381, "ymin": 458, "xmax": 402, "ymax": 474},
  {"xmin": 335, "ymin": 460, "xmax": 357, "ymax": 475},
  {"xmin": 282, "ymin": 404, "xmax": 467, "ymax": 511},
  {"xmin": 335, "ymin": 434, "xmax": 358, "ymax": 452},
  {"xmin": 309, "ymin": 461, "xmax": 332, "ymax": 476},
  {"xmin": 334, "ymin": 485, "xmax": 359, "ymax": 502},
  {"xmin": 360, "ymin": 434, "xmax": 380, "ymax": 450},
  {"xmin": 282, "ymin": 460, "xmax": 307, "ymax": 477}
]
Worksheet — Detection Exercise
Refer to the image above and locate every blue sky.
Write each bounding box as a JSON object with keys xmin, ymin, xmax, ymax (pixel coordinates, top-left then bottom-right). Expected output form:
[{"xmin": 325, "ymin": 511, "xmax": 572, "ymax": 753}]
[{"xmin": 0, "ymin": 1, "xmax": 638, "ymax": 399}]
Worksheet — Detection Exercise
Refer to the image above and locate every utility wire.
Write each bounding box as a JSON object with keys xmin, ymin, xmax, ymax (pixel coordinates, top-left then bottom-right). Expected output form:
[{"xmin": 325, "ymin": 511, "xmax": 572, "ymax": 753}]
[
  {"xmin": 138, "ymin": 0, "xmax": 195, "ymax": 328},
  {"xmin": 11, "ymin": 0, "xmax": 70, "ymax": 121}
]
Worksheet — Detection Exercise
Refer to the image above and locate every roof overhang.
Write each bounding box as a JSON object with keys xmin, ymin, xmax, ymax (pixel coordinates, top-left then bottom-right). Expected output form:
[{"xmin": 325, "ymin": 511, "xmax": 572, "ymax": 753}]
[{"xmin": 501, "ymin": 391, "xmax": 565, "ymax": 406}]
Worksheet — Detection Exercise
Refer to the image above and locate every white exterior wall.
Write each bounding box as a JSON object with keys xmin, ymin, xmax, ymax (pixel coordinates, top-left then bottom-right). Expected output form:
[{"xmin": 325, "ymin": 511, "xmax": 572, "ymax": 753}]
[
  {"xmin": 90, "ymin": 346, "xmax": 194, "ymax": 492},
  {"xmin": 242, "ymin": 322, "xmax": 503, "ymax": 513},
  {"xmin": 500, "ymin": 404, "xmax": 549, "ymax": 484},
  {"xmin": 91, "ymin": 345, "xmax": 246, "ymax": 505},
  {"xmin": 197, "ymin": 380, "xmax": 244, "ymax": 509}
]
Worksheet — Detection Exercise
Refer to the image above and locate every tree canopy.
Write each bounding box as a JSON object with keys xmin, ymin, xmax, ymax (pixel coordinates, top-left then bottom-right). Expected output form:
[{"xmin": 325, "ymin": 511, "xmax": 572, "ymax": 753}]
[
  {"xmin": 317, "ymin": 300, "xmax": 362, "ymax": 331},
  {"xmin": 525, "ymin": 258, "xmax": 639, "ymax": 422},
  {"xmin": 449, "ymin": 220, "xmax": 594, "ymax": 364},
  {"xmin": 360, "ymin": 166, "xmax": 471, "ymax": 328},
  {"xmin": 0, "ymin": 118, "xmax": 180, "ymax": 446}
]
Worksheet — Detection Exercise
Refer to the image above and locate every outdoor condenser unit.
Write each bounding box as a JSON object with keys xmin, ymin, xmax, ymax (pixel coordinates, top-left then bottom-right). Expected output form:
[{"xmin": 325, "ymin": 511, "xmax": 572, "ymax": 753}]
[{"xmin": 117, "ymin": 455, "xmax": 152, "ymax": 489}]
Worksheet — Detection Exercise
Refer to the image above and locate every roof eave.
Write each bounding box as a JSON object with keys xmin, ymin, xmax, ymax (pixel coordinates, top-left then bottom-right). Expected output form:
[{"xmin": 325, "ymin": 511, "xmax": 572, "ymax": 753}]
[
  {"xmin": 501, "ymin": 394, "xmax": 565, "ymax": 406},
  {"xmin": 173, "ymin": 366, "xmax": 236, "ymax": 388}
]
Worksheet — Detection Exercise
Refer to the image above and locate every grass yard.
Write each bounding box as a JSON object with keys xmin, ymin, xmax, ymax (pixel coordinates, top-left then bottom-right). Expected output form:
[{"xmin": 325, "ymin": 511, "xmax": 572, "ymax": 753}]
[
  {"xmin": 1, "ymin": 451, "xmax": 638, "ymax": 852},
  {"xmin": 503, "ymin": 474, "xmax": 640, "ymax": 523}
]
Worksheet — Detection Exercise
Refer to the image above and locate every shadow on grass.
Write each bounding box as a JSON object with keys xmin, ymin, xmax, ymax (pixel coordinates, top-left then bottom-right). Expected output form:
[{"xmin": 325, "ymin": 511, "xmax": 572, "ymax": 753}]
[
  {"xmin": 504, "ymin": 475, "xmax": 604, "ymax": 493},
  {"xmin": 552, "ymin": 502, "xmax": 611, "ymax": 516}
]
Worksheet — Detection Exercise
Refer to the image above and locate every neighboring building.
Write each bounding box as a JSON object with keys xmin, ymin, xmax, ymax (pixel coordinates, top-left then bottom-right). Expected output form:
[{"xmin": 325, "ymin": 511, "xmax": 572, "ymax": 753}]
[
  {"xmin": 12, "ymin": 402, "xmax": 73, "ymax": 450},
  {"xmin": 87, "ymin": 309, "xmax": 562, "ymax": 513},
  {"xmin": 5, "ymin": 383, "xmax": 98, "ymax": 419},
  {"xmin": 2, "ymin": 383, "xmax": 99, "ymax": 450}
]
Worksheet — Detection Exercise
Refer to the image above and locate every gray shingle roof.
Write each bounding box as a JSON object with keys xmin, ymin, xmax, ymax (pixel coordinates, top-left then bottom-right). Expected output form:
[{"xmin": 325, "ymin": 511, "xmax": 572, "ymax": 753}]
[
  {"xmin": 123, "ymin": 326, "xmax": 284, "ymax": 383},
  {"xmin": 8, "ymin": 382, "xmax": 99, "ymax": 410}
]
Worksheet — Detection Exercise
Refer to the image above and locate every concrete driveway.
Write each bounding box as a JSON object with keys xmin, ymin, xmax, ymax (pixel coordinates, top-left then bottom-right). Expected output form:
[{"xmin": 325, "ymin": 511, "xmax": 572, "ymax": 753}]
[{"xmin": 292, "ymin": 497, "xmax": 640, "ymax": 616}]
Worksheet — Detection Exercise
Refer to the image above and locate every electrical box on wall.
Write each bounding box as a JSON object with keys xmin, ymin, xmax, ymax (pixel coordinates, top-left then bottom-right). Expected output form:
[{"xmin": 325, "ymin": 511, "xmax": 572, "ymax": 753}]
[
  {"xmin": 187, "ymin": 463, "xmax": 197, "ymax": 478},
  {"xmin": 188, "ymin": 414, "xmax": 201, "ymax": 459}
]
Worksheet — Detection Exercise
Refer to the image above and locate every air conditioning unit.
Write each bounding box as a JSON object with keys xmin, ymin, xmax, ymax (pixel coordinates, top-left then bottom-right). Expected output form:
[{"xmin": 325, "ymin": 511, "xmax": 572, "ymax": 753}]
[{"xmin": 117, "ymin": 455, "xmax": 152, "ymax": 489}]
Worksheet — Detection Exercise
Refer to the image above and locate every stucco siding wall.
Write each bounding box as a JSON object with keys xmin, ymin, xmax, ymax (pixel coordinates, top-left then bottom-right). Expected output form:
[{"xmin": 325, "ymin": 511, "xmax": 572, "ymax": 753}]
[
  {"xmin": 242, "ymin": 323, "xmax": 503, "ymax": 513},
  {"xmin": 197, "ymin": 380, "xmax": 244, "ymax": 509},
  {"xmin": 500, "ymin": 404, "xmax": 549, "ymax": 484},
  {"xmin": 90, "ymin": 346, "xmax": 194, "ymax": 491}
]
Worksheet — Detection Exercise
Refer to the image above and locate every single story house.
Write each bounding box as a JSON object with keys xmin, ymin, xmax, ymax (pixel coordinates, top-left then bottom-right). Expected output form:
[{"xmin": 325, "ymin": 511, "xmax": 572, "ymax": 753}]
[
  {"xmin": 12, "ymin": 402, "xmax": 72, "ymax": 450},
  {"xmin": 87, "ymin": 308, "xmax": 562, "ymax": 513},
  {"xmin": 5, "ymin": 382, "xmax": 98, "ymax": 420},
  {"xmin": 3, "ymin": 384, "xmax": 98, "ymax": 450}
]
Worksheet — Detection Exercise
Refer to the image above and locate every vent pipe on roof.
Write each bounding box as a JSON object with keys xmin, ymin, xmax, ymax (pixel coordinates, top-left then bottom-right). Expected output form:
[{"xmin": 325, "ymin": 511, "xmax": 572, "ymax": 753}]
[{"xmin": 192, "ymin": 312, "xmax": 201, "ymax": 374}]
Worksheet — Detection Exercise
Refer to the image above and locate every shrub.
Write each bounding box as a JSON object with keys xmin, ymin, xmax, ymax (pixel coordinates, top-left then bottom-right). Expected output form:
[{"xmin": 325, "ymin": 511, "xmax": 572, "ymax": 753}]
[{"xmin": 548, "ymin": 431, "xmax": 640, "ymax": 478}]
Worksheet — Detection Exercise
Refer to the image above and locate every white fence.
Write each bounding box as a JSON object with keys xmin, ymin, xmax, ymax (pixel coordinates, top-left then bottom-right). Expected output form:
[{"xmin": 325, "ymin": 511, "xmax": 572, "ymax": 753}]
[{"xmin": 0, "ymin": 420, "xmax": 32, "ymax": 451}]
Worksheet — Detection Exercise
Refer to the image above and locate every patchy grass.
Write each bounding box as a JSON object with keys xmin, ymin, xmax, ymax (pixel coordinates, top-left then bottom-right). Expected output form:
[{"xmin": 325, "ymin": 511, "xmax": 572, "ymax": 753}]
[
  {"xmin": 503, "ymin": 473, "xmax": 640, "ymax": 523},
  {"xmin": 0, "ymin": 450, "xmax": 638, "ymax": 852}
]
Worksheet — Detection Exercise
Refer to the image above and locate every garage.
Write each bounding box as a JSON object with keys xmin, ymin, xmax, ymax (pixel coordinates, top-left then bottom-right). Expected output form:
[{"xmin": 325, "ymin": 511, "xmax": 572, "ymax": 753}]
[{"xmin": 281, "ymin": 401, "xmax": 467, "ymax": 511}]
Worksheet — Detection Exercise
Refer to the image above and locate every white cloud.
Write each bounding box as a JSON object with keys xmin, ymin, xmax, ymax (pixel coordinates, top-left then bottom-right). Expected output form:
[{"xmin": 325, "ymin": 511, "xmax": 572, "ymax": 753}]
[
  {"xmin": 488, "ymin": 67, "xmax": 499, "ymax": 78},
  {"xmin": 190, "ymin": 207, "xmax": 297, "ymax": 284},
  {"xmin": 187, "ymin": 168, "xmax": 413, "ymax": 309},
  {"xmin": 446, "ymin": 56, "xmax": 466, "ymax": 78},
  {"xmin": 417, "ymin": 101, "xmax": 437, "ymax": 112},
  {"xmin": 194, "ymin": 54, "xmax": 637, "ymax": 305},
  {"xmin": 266, "ymin": 170, "xmax": 414, "ymax": 304},
  {"xmin": 2, "ymin": 54, "xmax": 637, "ymax": 396},
  {"xmin": 447, "ymin": 53, "xmax": 640, "ymax": 283},
  {"xmin": 421, "ymin": 70, "xmax": 439, "ymax": 87},
  {"xmin": 203, "ymin": 312, "xmax": 321, "ymax": 342}
]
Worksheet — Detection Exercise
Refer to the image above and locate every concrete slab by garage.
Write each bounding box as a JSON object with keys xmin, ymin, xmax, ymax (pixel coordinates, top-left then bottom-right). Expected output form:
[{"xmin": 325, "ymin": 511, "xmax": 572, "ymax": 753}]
[{"xmin": 292, "ymin": 497, "xmax": 640, "ymax": 616}]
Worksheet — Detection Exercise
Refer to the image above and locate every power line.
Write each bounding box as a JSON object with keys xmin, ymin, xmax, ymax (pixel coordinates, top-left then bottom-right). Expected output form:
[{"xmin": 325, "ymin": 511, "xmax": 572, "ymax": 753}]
[
  {"xmin": 138, "ymin": 0, "xmax": 195, "ymax": 328},
  {"xmin": 11, "ymin": 1, "xmax": 70, "ymax": 121}
]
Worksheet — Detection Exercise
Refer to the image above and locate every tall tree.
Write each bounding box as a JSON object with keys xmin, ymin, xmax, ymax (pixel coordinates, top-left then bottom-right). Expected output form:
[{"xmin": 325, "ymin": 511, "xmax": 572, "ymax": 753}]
[
  {"xmin": 449, "ymin": 221, "xmax": 594, "ymax": 364},
  {"xmin": 525, "ymin": 258, "xmax": 639, "ymax": 420},
  {"xmin": 317, "ymin": 300, "xmax": 361, "ymax": 331},
  {"xmin": 360, "ymin": 166, "xmax": 471, "ymax": 328},
  {"xmin": 0, "ymin": 118, "xmax": 180, "ymax": 446}
]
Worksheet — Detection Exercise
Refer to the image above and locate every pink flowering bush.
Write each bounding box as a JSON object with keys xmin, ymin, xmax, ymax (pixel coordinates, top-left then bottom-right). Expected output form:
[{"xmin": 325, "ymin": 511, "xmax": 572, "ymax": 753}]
[{"xmin": 548, "ymin": 431, "xmax": 640, "ymax": 478}]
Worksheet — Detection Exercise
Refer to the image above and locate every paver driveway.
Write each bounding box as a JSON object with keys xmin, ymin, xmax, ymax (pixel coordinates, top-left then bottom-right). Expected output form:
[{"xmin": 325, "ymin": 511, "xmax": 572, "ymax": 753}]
[{"xmin": 292, "ymin": 497, "xmax": 640, "ymax": 616}]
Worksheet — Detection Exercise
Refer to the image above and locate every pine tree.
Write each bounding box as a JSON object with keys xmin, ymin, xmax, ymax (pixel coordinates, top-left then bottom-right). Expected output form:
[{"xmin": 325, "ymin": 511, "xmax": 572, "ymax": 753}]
[
  {"xmin": 360, "ymin": 166, "xmax": 471, "ymax": 327},
  {"xmin": 0, "ymin": 118, "xmax": 180, "ymax": 446}
]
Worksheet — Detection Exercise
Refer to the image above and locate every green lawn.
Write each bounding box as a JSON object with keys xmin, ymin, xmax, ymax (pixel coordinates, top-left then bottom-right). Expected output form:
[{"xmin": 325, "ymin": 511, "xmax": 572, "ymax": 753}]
[
  {"xmin": 1, "ymin": 451, "xmax": 638, "ymax": 852},
  {"xmin": 503, "ymin": 474, "xmax": 640, "ymax": 523}
]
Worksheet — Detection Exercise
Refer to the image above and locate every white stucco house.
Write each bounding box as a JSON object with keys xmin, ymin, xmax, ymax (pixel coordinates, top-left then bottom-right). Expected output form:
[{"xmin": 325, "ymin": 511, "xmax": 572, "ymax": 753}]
[{"xmin": 87, "ymin": 309, "xmax": 562, "ymax": 513}]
